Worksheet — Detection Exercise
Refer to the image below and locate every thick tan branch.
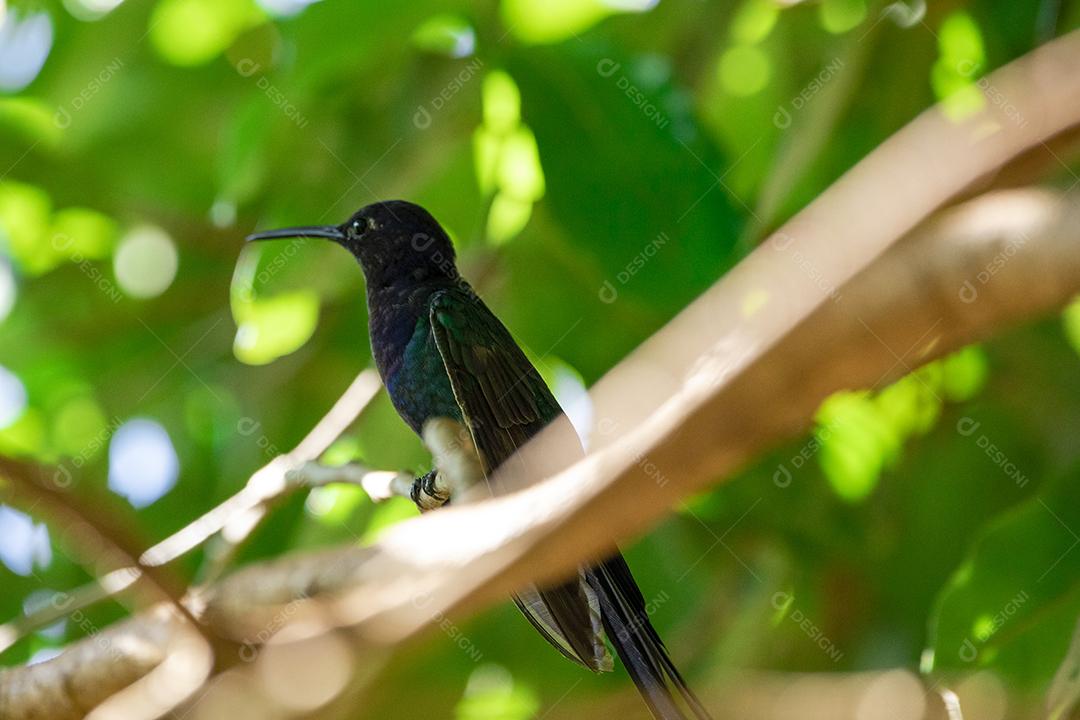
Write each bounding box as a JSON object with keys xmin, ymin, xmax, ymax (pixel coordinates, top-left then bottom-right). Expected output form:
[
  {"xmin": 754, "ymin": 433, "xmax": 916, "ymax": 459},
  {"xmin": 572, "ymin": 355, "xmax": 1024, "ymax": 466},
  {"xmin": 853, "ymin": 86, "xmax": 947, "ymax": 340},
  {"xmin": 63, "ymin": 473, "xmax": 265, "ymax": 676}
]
[
  {"xmin": 4, "ymin": 27, "xmax": 1080, "ymax": 717},
  {"xmin": 3, "ymin": 185, "xmax": 1077, "ymax": 720}
]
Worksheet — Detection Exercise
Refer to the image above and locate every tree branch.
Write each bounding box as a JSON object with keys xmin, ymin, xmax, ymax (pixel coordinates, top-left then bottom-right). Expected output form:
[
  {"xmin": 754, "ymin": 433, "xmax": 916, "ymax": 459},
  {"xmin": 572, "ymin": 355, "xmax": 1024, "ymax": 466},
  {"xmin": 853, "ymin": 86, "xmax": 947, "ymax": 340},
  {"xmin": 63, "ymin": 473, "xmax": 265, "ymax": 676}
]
[
  {"xmin": 4, "ymin": 27, "xmax": 1080, "ymax": 718},
  {"xmin": 0, "ymin": 371, "xmax": 381, "ymax": 657},
  {"xmin": 4, "ymin": 184, "xmax": 1078, "ymax": 719}
]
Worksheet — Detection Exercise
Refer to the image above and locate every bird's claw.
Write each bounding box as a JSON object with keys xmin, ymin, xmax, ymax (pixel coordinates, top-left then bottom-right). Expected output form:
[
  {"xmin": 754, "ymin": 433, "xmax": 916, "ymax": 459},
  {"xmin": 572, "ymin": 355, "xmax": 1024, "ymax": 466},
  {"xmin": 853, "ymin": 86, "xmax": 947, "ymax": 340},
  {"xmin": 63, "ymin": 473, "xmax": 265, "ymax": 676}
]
[{"xmin": 410, "ymin": 469, "xmax": 449, "ymax": 511}]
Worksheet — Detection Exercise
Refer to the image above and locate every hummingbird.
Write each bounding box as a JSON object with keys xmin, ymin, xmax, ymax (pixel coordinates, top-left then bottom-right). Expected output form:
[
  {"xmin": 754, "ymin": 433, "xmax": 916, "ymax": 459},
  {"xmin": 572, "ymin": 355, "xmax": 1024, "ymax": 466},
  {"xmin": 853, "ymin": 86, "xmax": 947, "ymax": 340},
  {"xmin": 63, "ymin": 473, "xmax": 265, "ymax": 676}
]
[{"xmin": 247, "ymin": 200, "xmax": 711, "ymax": 720}]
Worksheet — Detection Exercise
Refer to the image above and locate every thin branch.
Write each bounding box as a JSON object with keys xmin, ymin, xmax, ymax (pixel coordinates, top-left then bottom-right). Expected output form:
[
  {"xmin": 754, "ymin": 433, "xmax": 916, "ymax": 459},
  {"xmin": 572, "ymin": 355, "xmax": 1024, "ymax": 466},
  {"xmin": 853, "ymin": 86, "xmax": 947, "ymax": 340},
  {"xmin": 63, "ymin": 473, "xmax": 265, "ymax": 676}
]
[
  {"xmin": 285, "ymin": 461, "xmax": 414, "ymax": 502},
  {"xmin": 285, "ymin": 417, "xmax": 480, "ymax": 507},
  {"xmin": 0, "ymin": 458, "xmax": 209, "ymax": 648},
  {"xmin": 0, "ymin": 369, "xmax": 382, "ymax": 654},
  {"xmin": 4, "ymin": 182, "xmax": 1078, "ymax": 720},
  {"xmin": 5, "ymin": 28, "xmax": 1080, "ymax": 717},
  {"xmin": 150, "ymin": 368, "xmax": 382, "ymax": 568}
]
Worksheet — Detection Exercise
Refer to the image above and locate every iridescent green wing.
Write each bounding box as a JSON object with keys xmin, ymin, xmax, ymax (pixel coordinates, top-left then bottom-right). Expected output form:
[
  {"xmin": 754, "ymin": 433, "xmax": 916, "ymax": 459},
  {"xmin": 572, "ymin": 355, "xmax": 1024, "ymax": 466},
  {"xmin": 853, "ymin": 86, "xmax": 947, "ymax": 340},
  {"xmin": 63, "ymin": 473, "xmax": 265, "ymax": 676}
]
[{"xmin": 428, "ymin": 287, "xmax": 611, "ymax": 671}]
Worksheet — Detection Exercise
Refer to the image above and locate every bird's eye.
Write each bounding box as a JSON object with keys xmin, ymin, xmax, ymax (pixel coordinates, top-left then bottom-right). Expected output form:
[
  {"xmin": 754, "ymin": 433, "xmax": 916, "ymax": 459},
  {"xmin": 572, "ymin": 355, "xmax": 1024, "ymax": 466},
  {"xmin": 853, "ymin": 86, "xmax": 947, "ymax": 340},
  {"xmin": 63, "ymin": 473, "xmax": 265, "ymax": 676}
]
[{"xmin": 351, "ymin": 218, "xmax": 367, "ymax": 235}]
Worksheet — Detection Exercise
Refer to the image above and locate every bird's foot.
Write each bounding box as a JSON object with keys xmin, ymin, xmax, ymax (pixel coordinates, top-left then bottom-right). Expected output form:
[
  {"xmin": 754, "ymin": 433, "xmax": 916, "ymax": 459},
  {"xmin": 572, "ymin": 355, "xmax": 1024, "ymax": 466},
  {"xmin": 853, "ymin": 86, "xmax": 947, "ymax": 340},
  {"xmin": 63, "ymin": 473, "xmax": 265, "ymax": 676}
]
[{"xmin": 410, "ymin": 469, "xmax": 450, "ymax": 512}]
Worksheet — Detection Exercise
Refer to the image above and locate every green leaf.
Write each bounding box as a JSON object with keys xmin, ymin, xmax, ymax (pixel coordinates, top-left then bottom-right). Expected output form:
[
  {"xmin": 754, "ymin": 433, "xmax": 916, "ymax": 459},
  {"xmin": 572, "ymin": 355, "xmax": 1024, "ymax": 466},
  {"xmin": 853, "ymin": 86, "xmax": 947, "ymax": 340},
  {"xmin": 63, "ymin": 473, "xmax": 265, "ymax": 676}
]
[
  {"xmin": 0, "ymin": 182, "xmax": 54, "ymax": 275},
  {"xmin": 941, "ymin": 345, "xmax": 989, "ymax": 402},
  {"xmin": 306, "ymin": 484, "xmax": 370, "ymax": 527},
  {"xmin": 818, "ymin": 0, "xmax": 867, "ymax": 34},
  {"xmin": 507, "ymin": 44, "xmax": 742, "ymax": 323},
  {"xmin": 456, "ymin": 664, "xmax": 539, "ymax": 720},
  {"xmin": 150, "ymin": 0, "xmax": 265, "ymax": 67},
  {"xmin": 500, "ymin": 0, "xmax": 618, "ymax": 45},
  {"xmin": 0, "ymin": 98, "xmax": 62, "ymax": 148},
  {"xmin": 360, "ymin": 496, "xmax": 417, "ymax": 544},
  {"xmin": 729, "ymin": 0, "xmax": 780, "ymax": 44},
  {"xmin": 1064, "ymin": 296, "xmax": 1080, "ymax": 357},
  {"xmin": 815, "ymin": 348, "xmax": 986, "ymax": 503},
  {"xmin": 50, "ymin": 207, "xmax": 118, "ymax": 260},
  {"xmin": 233, "ymin": 290, "xmax": 320, "ymax": 365},
  {"xmin": 925, "ymin": 469, "xmax": 1080, "ymax": 688},
  {"xmin": 412, "ymin": 14, "xmax": 475, "ymax": 58}
]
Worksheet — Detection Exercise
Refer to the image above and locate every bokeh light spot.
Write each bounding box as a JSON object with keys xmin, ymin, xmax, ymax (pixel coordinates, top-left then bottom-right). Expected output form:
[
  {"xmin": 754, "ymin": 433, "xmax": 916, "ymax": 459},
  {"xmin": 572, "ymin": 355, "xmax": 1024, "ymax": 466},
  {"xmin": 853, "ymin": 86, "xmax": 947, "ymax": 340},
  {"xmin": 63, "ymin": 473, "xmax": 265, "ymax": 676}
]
[
  {"xmin": 114, "ymin": 225, "xmax": 178, "ymax": 299},
  {"xmin": 932, "ymin": 11, "xmax": 986, "ymax": 121},
  {"xmin": 941, "ymin": 345, "xmax": 988, "ymax": 402},
  {"xmin": 972, "ymin": 613, "xmax": 996, "ymax": 641},
  {"xmin": 1064, "ymin": 295, "xmax": 1080, "ymax": 356},
  {"xmin": 456, "ymin": 664, "xmax": 539, "ymax": 720},
  {"xmin": 497, "ymin": 127, "xmax": 545, "ymax": 201},
  {"xmin": 549, "ymin": 362, "xmax": 592, "ymax": 445},
  {"xmin": 718, "ymin": 45, "xmax": 770, "ymax": 96},
  {"xmin": 730, "ymin": 0, "xmax": 779, "ymax": 44},
  {"xmin": 28, "ymin": 647, "xmax": 62, "ymax": 665},
  {"xmin": 52, "ymin": 395, "xmax": 108, "ymax": 456},
  {"xmin": 0, "ymin": 9, "xmax": 53, "ymax": 92},
  {"xmin": 482, "ymin": 71, "xmax": 521, "ymax": 135},
  {"xmin": 819, "ymin": 0, "xmax": 867, "ymax": 34},
  {"xmin": 475, "ymin": 71, "xmax": 546, "ymax": 245},
  {"xmin": 258, "ymin": 631, "xmax": 352, "ymax": 711},
  {"xmin": 0, "ymin": 505, "xmax": 52, "ymax": 576},
  {"xmin": 486, "ymin": 194, "xmax": 532, "ymax": 245},
  {"xmin": 413, "ymin": 14, "xmax": 475, "ymax": 58},
  {"xmin": 305, "ymin": 484, "xmax": 367, "ymax": 525},
  {"xmin": 0, "ymin": 257, "xmax": 15, "ymax": 323},
  {"xmin": 233, "ymin": 289, "xmax": 320, "ymax": 365},
  {"xmin": 0, "ymin": 180, "xmax": 53, "ymax": 276},
  {"xmin": 108, "ymin": 418, "xmax": 179, "ymax": 508},
  {"xmin": 255, "ymin": 0, "xmax": 320, "ymax": 17},
  {"xmin": 210, "ymin": 198, "xmax": 237, "ymax": 228},
  {"xmin": 51, "ymin": 207, "xmax": 117, "ymax": 260},
  {"xmin": 62, "ymin": 0, "xmax": 126, "ymax": 22},
  {"xmin": 150, "ymin": 0, "xmax": 264, "ymax": 66},
  {"xmin": 0, "ymin": 364, "xmax": 27, "ymax": 429},
  {"xmin": 501, "ymin": 0, "xmax": 613, "ymax": 45}
]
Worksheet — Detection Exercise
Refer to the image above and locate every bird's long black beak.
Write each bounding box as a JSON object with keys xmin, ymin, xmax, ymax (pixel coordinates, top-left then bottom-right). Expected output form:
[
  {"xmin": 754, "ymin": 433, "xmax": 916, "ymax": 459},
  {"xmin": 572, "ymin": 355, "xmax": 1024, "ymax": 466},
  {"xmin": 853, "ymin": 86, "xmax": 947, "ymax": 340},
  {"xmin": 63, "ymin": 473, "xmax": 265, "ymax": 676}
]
[{"xmin": 245, "ymin": 225, "xmax": 344, "ymax": 242}]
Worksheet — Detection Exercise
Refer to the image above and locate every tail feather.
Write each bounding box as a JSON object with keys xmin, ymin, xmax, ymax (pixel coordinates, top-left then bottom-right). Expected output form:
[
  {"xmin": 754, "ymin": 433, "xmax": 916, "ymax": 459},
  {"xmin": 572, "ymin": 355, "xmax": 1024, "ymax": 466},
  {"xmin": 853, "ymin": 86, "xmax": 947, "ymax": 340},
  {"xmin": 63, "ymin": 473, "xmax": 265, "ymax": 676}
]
[{"xmin": 587, "ymin": 557, "xmax": 713, "ymax": 720}]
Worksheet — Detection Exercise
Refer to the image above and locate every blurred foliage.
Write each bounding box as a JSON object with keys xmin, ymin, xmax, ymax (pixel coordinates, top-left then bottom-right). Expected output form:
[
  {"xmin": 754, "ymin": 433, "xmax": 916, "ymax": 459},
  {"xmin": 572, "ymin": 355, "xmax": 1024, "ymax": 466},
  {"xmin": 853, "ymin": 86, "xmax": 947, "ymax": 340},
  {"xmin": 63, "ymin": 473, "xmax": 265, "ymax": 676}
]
[{"xmin": 1, "ymin": 0, "xmax": 1079, "ymax": 717}]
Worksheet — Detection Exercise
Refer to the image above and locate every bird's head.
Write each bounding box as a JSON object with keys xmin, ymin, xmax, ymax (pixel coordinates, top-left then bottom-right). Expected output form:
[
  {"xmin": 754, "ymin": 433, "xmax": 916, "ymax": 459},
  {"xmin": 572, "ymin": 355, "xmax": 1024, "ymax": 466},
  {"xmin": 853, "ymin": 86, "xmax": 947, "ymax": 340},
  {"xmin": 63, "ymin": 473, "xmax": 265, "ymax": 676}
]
[{"xmin": 246, "ymin": 200, "xmax": 458, "ymax": 288}]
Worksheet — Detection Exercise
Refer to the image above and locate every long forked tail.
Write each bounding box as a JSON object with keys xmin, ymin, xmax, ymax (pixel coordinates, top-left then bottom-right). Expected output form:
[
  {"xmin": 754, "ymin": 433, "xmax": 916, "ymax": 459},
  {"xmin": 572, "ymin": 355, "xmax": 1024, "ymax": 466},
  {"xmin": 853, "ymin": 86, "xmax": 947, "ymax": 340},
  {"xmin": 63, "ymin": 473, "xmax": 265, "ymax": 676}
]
[{"xmin": 586, "ymin": 556, "xmax": 713, "ymax": 720}]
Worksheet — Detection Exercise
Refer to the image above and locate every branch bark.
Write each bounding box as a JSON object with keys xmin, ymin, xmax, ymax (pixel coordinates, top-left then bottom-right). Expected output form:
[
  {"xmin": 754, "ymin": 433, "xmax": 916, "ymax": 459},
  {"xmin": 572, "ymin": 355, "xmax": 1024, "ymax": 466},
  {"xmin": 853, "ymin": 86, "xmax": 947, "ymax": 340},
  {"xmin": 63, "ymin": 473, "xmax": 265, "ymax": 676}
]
[
  {"xmin": 4, "ymin": 27, "xmax": 1080, "ymax": 719},
  {"xmin": 4, "ymin": 185, "xmax": 1078, "ymax": 719}
]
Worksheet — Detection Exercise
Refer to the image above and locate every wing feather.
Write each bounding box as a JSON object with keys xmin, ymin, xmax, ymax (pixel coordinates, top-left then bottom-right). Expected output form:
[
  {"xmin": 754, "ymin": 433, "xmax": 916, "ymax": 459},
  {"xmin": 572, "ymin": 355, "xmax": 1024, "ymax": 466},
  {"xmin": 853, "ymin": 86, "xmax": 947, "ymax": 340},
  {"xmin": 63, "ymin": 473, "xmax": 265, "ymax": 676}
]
[{"xmin": 428, "ymin": 287, "xmax": 611, "ymax": 671}]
